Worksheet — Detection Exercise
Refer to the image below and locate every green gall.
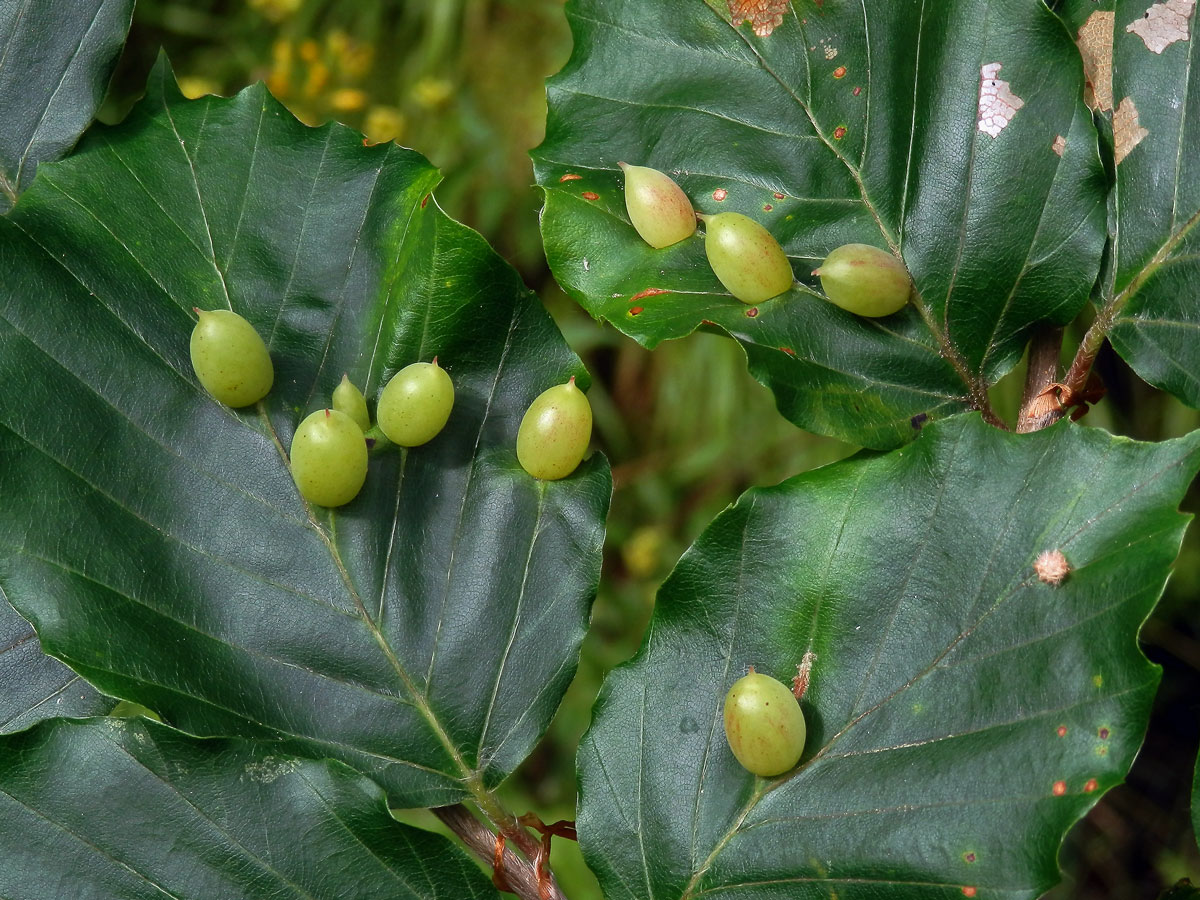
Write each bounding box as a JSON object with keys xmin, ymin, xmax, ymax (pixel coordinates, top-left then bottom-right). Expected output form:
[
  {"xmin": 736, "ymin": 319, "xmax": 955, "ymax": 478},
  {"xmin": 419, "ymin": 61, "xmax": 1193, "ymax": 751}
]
[
  {"xmin": 698, "ymin": 212, "xmax": 793, "ymax": 304},
  {"xmin": 516, "ymin": 376, "xmax": 592, "ymax": 481},
  {"xmin": 332, "ymin": 374, "xmax": 371, "ymax": 432},
  {"xmin": 814, "ymin": 243, "xmax": 912, "ymax": 317},
  {"xmin": 619, "ymin": 162, "xmax": 696, "ymax": 249},
  {"xmin": 377, "ymin": 360, "xmax": 455, "ymax": 447},
  {"xmin": 723, "ymin": 669, "xmax": 806, "ymax": 777},
  {"xmin": 189, "ymin": 309, "xmax": 273, "ymax": 407},
  {"xmin": 290, "ymin": 408, "xmax": 368, "ymax": 508}
]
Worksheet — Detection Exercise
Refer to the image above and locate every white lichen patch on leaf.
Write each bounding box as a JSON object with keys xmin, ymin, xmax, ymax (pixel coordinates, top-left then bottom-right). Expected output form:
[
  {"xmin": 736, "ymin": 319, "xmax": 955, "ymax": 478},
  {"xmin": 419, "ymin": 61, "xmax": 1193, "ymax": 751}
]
[
  {"xmin": 1114, "ymin": 96, "xmax": 1151, "ymax": 163},
  {"xmin": 1077, "ymin": 12, "xmax": 1115, "ymax": 111},
  {"xmin": 978, "ymin": 63, "xmax": 1025, "ymax": 138},
  {"xmin": 1127, "ymin": 0, "xmax": 1195, "ymax": 53},
  {"xmin": 728, "ymin": 0, "xmax": 789, "ymax": 37},
  {"xmin": 244, "ymin": 755, "xmax": 300, "ymax": 784},
  {"xmin": 1053, "ymin": 135, "xmax": 1067, "ymax": 156},
  {"xmin": 825, "ymin": 46, "xmax": 838, "ymax": 59}
]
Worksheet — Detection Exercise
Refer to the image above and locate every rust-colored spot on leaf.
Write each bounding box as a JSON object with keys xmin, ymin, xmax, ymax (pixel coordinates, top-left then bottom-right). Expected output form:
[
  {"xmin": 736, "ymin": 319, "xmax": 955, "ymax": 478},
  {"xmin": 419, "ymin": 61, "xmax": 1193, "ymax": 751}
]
[
  {"xmin": 1084, "ymin": 778, "xmax": 1099, "ymax": 793},
  {"xmin": 728, "ymin": 0, "xmax": 789, "ymax": 37},
  {"xmin": 1052, "ymin": 780, "xmax": 1067, "ymax": 796},
  {"xmin": 852, "ymin": 85, "xmax": 862, "ymax": 96},
  {"xmin": 833, "ymin": 126, "xmax": 847, "ymax": 140},
  {"xmin": 1099, "ymin": 726, "xmax": 1110, "ymax": 740},
  {"xmin": 421, "ymin": 194, "xmax": 429, "ymax": 209},
  {"xmin": 628, "ymin": 306, "xmax": 644, "ymax": 316},
  {"xmin": 630, "ymin": 288, "xmax": 669, "ymax": 303},
  {"xmin": 962, "ymin": 889, "xmax": 977, "ymax": 898},
  {"xmin": 779, "ymin": 346, "xmax": 796, "ymax": 356},
  {"xmin": 1052, "ymin": 135, "xmax": 1067, "ymax": 157},
  {"xmin": 1057, "ymin": 725, "xmax": 1068, "ymax": 737},
  {"xmin": 832, "ymin": 65, "xmax": 847, "ymax": 78},
  {"xmin": 581, "ymin": 191, "xmax": 600, "ymax": 201},
  {"xmin": 1114, "ymin": 96, "xmax": 1150, "ymax": 164},
  {"xmin": 559, "ymin": 173, "xmax": 583, "ymax": 182},
  {"xmin": 964, "ymin": 852, "xmax": 977, "ymax": 864},
  {"xmin": 1127, "ymin": 0, "xmax": 1195, "ymax": 53},
  {"xmin": 1077, "ymin": 12, "xmax": 1114, "ymax": 111},
  {"xmin": 978, "ymin": 63, "xmax": 1025, "ymax": 137},
  {"xmin": 745, "ymin": 307, "xmax": 759, "ymax": 317},
  {"xmin": 712, "ymin": 188, "xmax": 728, "ymax": 201},
  {"xmin": 763, "ymin": 203, "xmax": 773, "ymax": 211},
  {"xmin": 773, "ymin": 192, "xmax": 785, "ymax": 199}
]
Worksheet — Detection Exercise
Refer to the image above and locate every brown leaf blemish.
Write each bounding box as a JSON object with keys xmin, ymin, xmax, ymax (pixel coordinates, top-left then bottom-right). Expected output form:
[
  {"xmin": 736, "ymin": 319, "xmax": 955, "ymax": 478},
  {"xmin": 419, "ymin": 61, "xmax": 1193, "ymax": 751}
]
[
  {"xmin": 1084, "ymin": 778, "xmax": 1099, "ymax": 793},
  {"xmin": 1098, "ymin": 726, "xmax": 1110, "ymax": 740},
  {"xmin": 1127, "ymin": 0, "xmax": 1195, "ymax": 53},
  {"xmin": 963, "ymin": 852, "xmax": 977, "ymax": 864},
  {"xmin": 978, "ymin": 63, "xmax": 1025, "ymax": 137},
  {"xmin": 712, "ymin": 188, "xmax": 728, "ymax": 201},
  {"xmin": 852, "ymin": 85, "xmax": 862, "ymax": 96},
  {"xmin": 1052, "ymin": 780, "xmax": 1067, "ymax": 796},
  {"xmin": 559, "ymin": 173, "xmax": 583, "ymax": 182},
  {"xmin": 911, "ymin": 412, "xmax": 929, "ymax": 430},
  {"xmin": 763, "ymin": 203, "xmax": 773, "ymax": 211},
  {"xmin": 1052, "ymin": 135, "xmax": 1067, "ymax": 156},
  {"xmin": 581, "ymin": 191, "xmax": 600, "ymax": 201},
  {"xmin": 833, "ymin": 125, "xmax": 847, "ymax": 140},
  {"xmin": 832, "ymin": 65, "xmax": 847, "ymax": 78},
  {"xmin": 630, "ymin": 287, "xmax": 669, "ymax": 302},
  {"xmin": 1114, "ymin": 96, "xmax": 1150, "ymax": 164},
  {"xmin": 1057, "ymin": 725, "xmax": 1068, "ymax": 737},
  {"xmin": 962, "ymin": 889, "xmax": 977, "ymax": 898},
  {"xmin": 1077, "ymin": 12, "xmax": 1114, "ymax": 111},
  {"xmin": 628, "ymin": 306, "xmax": 644, "ymax": 316},
  {"xmin": 779, "ymin": 346, "xmax": 796, "ymax": 356},
  {"xmin": 728, "ymin": 0, "xmax": 789, "ymax": 37},
  {"xmin": 421, "ymin": 194, "xmax": 430, "ymax": 208},
  {"xmin": 773, "ymin": 192, "xmax": 785, "ymax": 199},
  {"xmin": 745, "ymin": 307, "xmax": 759, "ymax": 317}
]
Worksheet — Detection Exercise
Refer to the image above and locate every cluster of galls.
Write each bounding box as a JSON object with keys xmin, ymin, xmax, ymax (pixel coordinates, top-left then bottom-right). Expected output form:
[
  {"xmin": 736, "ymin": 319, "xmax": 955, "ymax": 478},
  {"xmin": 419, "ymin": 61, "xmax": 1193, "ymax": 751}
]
[
  {"xmin": 189, "ymin": 310, "xmax": 592, "ymax": 508},
  {"xmin": 619, "ymin": 162, "xmax": 912, "ymax": 316}
]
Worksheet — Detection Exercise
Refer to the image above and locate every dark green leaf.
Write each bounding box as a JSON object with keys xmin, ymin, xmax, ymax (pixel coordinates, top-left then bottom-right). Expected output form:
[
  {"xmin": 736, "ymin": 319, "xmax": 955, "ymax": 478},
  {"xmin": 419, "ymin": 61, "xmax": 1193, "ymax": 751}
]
[
  {"xmin": 534, "ymin": 0, "xmax": 1107, "ymax": 449},
  {"xmin": 0, "ymin": 59, "xmax": 611, "ymax": 808},
  {"xmin": 0, "ymin": 0, "xmax": 134, "ymax": 212},
  {"xmin": 0, "ymin": 589, "xmax": 112, "ymax": 733},
  {"xmin": 578, "ymin": 415, "xmax": 1200, "ymax": 900},
  {"xmin": 1160, "ymin": 880, "xmax": 1200, "ymax": 900},
  {"xmin": 1106, "ymin": 0, "xmax": 1200, "ymax": 407},
  {"xmin": 0, "ymin": 718, "xmax": 498, "ymax": 899}
]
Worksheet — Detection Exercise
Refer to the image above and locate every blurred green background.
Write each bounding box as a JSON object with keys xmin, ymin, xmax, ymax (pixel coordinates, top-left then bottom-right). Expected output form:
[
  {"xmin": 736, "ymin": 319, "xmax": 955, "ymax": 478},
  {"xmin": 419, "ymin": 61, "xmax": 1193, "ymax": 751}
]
[{"xmin": 99, "ymin": 2, "xmax": 1200, "ymax": 897}]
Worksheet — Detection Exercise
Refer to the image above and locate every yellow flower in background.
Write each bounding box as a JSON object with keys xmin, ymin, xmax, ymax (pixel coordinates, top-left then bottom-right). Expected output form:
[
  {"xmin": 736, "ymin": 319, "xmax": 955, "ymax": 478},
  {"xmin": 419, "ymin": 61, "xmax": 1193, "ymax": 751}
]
[
  {"xmin": 364, "ymin": 106, "xmax": 405, "ymax": 145},
  {"xmin": 299, "ymin": 39, "xmax": 320, "ymax": 63},
  {"xmin": 340, "ymin": 42, "xmax": 373, "ymax": 79},
  {"xmin": 330, "ymin": 88, "xmax": 367, "ymax": 112},
  {"xmin": 267, "ymin": 38, "xmax": 292, "ymax": 97},
  {"xmin": 247, "ymin": 0, "xmax": 300, "ymax": 22},
  {"xmin": 303, "ymin": 60, "xmax": 330, "ymax": 98},
  {"xmin": 178, "ymin": 76, "xmax": 222, "ymax": 99},
  {"xmin": 412, "ymin": 77, "xmax": 453, "ymax": 109}
]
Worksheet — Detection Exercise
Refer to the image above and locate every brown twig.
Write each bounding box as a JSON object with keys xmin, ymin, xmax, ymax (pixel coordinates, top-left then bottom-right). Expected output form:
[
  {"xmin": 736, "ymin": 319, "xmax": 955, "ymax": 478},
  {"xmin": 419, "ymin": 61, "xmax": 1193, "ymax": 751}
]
[
  {"xmin": 432, "ymin": 805, "xmax": 567, "ymax": 900},
  {"xmin": 1016, "ymin": 326, "xmax": 1065, "ymax": 433}
]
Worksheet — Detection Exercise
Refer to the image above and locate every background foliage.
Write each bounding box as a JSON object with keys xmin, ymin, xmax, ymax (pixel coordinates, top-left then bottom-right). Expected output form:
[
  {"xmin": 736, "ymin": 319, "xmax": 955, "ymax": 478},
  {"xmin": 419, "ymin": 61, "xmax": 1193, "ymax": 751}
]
[{"xmin": 4, "ymin": 0, "xmax": 1200, "ymax": 897}]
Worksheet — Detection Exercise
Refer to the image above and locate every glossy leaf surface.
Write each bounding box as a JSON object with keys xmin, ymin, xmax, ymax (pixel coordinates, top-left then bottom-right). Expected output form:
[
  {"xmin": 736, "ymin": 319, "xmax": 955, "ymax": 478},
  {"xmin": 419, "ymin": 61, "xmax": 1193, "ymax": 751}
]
[
  {"xmin": 0, "ymin": 718, "xmax": 497, "ymax": 899},
  {"xmin": 0, "ymin": 0, "xmax": 134, "ymax": 212},
  {"xmin": 0, "ymin": 59, "xmax": 611, "ymax": 808},
  {"xmin": 1105, "ymin": 0, "xmax": 1200, "ymax": 407},
  {"xmin": 535, "ymin": 0, "xmax": 1108, "ymax": 448},
  {"xmin": 0, "ymin": 592, "xmax": 112, "ymax": 734},
  {"xmin": 578, "ymin": 415, "xmax": 1200, "ymax": 899}
]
